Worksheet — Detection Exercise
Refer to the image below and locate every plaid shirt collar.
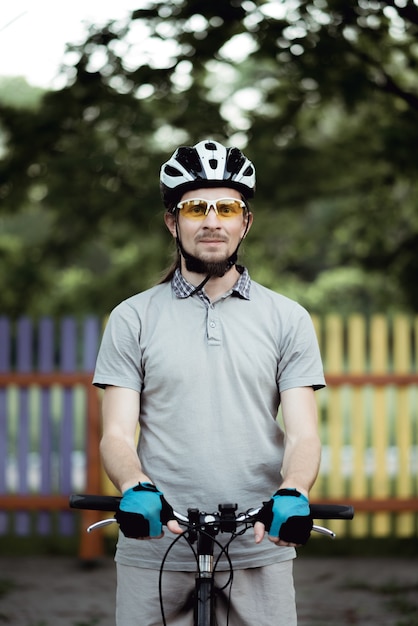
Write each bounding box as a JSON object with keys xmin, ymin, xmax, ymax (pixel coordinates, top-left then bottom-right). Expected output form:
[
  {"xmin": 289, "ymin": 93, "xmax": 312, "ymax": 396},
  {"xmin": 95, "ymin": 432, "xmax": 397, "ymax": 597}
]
[{"xmin": 172, "ymin": 266, "xmax": 251, "ymax": 301}]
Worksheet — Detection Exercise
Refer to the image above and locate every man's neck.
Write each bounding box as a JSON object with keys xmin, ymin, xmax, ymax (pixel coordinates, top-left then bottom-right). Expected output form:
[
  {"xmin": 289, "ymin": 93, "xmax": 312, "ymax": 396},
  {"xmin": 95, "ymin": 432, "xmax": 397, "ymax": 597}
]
[{"xmin": 181, "ymin": 263, "xmax": 240, "ymax": 301}]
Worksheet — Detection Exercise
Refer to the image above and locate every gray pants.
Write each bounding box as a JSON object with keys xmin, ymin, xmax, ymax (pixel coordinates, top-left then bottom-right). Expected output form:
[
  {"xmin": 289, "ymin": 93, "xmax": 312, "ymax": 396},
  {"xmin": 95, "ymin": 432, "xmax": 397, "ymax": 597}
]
[{"xmin": 116, "ymin": 559, "xmax": 297, "ymax": 626}]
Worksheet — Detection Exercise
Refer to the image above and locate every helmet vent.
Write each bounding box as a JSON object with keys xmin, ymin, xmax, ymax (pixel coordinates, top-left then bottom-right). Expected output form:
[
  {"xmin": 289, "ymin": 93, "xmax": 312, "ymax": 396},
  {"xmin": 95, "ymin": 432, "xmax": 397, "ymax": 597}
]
[
  {"xmin": 209, "ymin": 159, "xmax": 218, "ymax": 170},
  {"xmin": 205, "ymin": 142, "xmax": 217, "ymax": 150},
  {"xmin": 226, "ymin": 148, "xmax": 245, "ymax": 173},
  {"xmin": 176, "ymin": 147, "xmax": 203, "ymax": 177},
  {"xmin": 164, "ymin": 164, "xmax": 183, "ymax": 177}
]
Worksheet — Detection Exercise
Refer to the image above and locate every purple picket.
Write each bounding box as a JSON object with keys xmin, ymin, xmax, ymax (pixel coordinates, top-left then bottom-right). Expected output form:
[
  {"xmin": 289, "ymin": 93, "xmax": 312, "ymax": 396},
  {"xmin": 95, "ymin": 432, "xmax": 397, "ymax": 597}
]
[
  {"xmin": 0, "ymin": 317, "xmax": 10, "ymax": 371},
  {"xmin": 82, "ymin": 316, "xmax": 100, "ymax": 372},
  {"xmin": 16, "ymin": 317, "xmax": 32, "ymax": 535},
  {"xmin": 58, "ymin": 317, "xmax": 76, "ymax": 535},
  {"xmin": 81, "ymin": 316, "xmax": 100, "ymax": 494},
  {"xmin": 37, "ymin": 317, "xmax": 54, "ymax": 535},
  {"xmin": 0, "ymin": 317, "xmax": 11, "ymax": 533}
]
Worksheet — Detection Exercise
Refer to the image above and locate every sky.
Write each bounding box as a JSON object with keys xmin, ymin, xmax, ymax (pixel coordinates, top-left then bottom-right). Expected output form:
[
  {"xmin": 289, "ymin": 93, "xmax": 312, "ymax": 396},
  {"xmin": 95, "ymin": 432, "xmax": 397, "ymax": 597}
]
[{"xmin": 0, "ymin": 0, "xmax": 140, "ymax": 88}]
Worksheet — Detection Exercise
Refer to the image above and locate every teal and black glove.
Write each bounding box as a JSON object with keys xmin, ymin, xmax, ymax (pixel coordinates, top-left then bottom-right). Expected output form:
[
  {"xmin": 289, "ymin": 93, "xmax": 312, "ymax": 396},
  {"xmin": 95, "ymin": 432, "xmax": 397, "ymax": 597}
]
[
  {"xmin": 257, "ymin": 488, "xmax": 312, "ymax": 545},
  {"xmin": 115, "ymin": 482, "xmax": 175, "ymax": 538}
]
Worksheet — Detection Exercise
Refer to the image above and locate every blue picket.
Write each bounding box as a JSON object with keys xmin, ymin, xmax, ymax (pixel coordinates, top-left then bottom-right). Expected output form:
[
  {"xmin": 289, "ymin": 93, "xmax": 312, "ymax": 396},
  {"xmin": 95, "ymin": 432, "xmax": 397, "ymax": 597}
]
[
  {"xmin": 0, "ymin": 317, "xmax": 10, "ymax": 533},
  {"xmin": 83, "ymin": 316, "xmax": 100, "ymax": 372},
  {"xmin": 59, "ymin": 317, "xmax": 76, "ymax": 535},
  {"xmin": 16, "ymin": 317, "xmax": 32, "ymax": 535},
  {"xmin": 38, "ymin": 317, "xmax": 54, "ymax": 535}
]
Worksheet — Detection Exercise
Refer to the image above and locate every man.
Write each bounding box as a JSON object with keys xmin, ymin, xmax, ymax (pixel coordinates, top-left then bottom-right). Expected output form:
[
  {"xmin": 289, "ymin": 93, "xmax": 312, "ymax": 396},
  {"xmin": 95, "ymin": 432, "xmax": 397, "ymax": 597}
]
[{"xmin": 93, "ymin": 139, "xmax": 325, "ymax": 625}]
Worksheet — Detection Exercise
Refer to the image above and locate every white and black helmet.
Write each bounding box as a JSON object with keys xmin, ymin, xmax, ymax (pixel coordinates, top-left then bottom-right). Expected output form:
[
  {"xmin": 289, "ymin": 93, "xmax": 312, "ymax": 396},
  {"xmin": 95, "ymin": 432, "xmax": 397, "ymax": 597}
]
[{"xmin": 160, "ymin": 139, "xmax": 256, "ymax": 209}]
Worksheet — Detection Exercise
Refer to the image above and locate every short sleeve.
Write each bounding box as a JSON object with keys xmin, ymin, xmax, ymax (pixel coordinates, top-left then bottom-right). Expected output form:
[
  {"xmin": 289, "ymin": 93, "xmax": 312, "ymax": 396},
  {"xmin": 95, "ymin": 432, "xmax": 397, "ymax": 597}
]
[
  {"xmin": 93, "ymin": 301, "xmax": 143, "ymax": 393},
  {"xmin": 277, "ymin": 304, "xmax": 325, "ymax": 392}
]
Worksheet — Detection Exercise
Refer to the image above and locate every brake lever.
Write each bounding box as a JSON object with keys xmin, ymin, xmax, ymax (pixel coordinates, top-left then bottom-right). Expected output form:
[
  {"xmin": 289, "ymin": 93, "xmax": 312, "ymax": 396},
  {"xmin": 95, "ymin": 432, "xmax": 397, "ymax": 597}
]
[
  {"xmin": 312, "ymin": 524, "xmax": 336, "ymax": 538},
  {"xmin": 87, "ymin": 518, "xmax": 117, "ymax": 533}
]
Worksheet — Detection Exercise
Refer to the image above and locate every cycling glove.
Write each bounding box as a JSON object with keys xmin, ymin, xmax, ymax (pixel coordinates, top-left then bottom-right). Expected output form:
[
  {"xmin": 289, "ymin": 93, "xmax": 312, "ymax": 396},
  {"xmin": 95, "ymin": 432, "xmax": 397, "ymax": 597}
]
[
  {"xmin": 115, "ymin": 482, "xmax": 175, "ymax": 538},
  {"xmin": 257, "ymin": 488, "xmax": 312, "ymax": 545}
]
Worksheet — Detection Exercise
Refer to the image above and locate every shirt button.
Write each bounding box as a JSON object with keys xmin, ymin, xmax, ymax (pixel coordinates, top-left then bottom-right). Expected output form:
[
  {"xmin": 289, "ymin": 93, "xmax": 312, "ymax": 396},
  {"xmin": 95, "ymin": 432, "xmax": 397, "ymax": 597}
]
[{"xmin": 209, "ymin": 321, "xmax": 216, "ymax": 328}]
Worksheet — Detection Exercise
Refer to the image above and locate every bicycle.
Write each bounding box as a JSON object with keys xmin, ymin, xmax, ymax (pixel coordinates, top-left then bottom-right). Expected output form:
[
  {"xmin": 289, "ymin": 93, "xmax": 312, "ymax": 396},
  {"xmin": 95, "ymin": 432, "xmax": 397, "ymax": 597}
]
[{"xmin": 69, "ymin": 494, "xmax": 354, "ymax": 626}]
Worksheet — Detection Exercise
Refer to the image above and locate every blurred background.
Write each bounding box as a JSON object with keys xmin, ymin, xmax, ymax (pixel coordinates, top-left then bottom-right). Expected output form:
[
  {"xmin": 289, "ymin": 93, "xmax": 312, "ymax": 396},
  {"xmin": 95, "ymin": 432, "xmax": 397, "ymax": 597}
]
[
  {"xmin": 0, "ymin": 0, "xmax": 417, "ymax": 558},
  {"xmin": 1, "ymin": 0, "xmax": 417, "ymax": 318},
  {"xmin": 0, "ymin": 2, "xmax": 417, "ymax": 624}
]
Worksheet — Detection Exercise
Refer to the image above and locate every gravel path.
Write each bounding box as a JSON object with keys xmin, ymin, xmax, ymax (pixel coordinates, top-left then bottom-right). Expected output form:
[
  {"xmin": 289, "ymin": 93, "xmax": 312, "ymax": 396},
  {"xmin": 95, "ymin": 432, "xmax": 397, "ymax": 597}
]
[{"xmin": 1, "ymin": 555, "xmax": 417, "ymax": 625}]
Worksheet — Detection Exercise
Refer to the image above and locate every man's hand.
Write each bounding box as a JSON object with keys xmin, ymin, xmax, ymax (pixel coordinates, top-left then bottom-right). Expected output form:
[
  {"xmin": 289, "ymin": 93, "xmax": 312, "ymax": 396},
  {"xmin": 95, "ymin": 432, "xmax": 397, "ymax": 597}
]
[
  {"xmin": 115, "ymin": 482, "xmax": 182, "ymax": 539},
  {"xmin": 254, "ymin": 488, "xmax": 312, "ymax": 547}
]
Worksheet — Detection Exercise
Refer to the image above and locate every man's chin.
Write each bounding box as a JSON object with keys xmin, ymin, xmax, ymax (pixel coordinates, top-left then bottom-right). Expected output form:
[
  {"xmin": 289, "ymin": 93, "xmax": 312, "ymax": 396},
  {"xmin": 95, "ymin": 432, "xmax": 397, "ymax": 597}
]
[{"xmin": 184, "ymin": 256, "xmax": 231, "ymax": 277}]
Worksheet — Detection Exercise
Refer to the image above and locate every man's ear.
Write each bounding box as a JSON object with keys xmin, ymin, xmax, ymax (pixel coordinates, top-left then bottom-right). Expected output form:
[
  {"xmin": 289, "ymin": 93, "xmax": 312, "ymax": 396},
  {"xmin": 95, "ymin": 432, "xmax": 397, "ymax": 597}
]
[{"xmin": 164, "ymin": 212, "xmax": 177, "ymax": 238}]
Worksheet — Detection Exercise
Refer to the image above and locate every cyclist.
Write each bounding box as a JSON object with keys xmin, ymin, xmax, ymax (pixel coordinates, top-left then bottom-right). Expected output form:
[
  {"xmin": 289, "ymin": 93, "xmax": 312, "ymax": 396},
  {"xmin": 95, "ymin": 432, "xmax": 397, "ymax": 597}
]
[{"xmin": 93, "ymin": 139, "xmax": 325, "ymax": 626}]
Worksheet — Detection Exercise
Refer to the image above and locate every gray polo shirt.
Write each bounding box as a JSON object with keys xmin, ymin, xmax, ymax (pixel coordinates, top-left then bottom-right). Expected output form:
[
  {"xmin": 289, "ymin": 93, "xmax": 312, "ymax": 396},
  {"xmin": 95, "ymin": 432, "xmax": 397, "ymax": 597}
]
[{"xmin": 93, "ymin": 268, "xmax": 325, "ymax": 570}]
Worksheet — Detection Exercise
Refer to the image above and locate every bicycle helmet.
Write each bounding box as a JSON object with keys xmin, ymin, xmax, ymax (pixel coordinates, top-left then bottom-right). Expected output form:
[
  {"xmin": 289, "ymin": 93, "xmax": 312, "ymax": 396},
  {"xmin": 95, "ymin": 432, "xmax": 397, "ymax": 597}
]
[{"xmin": 160, "ymin": 139, "xmax": 256, "ymax": 209}]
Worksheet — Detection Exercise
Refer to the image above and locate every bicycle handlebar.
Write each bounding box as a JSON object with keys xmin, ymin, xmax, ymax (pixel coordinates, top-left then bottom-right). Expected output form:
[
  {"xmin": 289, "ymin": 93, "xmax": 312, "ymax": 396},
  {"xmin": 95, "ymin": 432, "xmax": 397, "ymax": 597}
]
[
  {"xmin": 69, "ymin": 494, "xmax": 354, "ymax": 521},
  {"xmin": 70, "ymin": 494, "xmax": 121, "ymax": 512}
]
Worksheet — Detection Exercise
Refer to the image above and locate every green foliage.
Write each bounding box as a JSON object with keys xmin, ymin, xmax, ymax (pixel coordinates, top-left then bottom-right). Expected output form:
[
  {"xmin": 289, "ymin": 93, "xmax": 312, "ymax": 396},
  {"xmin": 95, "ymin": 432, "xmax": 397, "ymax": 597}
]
[
  {"xmin": 0, "ymin": 76, "xmax": 44, "ymax": 109},
  {"xmin": 0, "ymin": 0, "xmax": 417, "ymax": 315}
]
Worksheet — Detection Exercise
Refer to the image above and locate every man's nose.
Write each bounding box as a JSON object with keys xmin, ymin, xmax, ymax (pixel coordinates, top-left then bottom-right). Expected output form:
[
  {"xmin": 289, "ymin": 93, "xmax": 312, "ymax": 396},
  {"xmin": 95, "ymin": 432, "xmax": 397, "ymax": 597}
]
[{"xmin": 202, "ymin": 205, "xmax": 221, "ymax": 225}]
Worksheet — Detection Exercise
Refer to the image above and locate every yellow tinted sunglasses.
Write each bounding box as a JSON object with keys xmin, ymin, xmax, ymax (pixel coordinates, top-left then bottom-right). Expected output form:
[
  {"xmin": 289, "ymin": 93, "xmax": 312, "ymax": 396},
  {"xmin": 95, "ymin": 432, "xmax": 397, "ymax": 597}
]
[{"xmin": 177, "ymin": 197, "xmax": 246, "ymax": 220}]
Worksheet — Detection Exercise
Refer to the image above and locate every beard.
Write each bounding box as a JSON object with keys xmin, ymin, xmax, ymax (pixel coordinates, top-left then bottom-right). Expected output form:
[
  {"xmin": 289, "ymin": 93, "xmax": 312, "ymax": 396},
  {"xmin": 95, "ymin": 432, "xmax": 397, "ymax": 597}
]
[
  {"xmin": 184, "ymin": 255, "xmax": 233, "ymax": 277},
  {"xmin": 179, "ymin": 239, "xmax": 238, "ymax": 277}
]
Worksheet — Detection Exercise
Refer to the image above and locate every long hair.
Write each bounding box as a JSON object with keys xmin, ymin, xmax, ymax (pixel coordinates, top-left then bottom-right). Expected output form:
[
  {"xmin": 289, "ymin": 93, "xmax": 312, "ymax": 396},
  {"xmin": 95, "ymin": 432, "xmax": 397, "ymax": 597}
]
[{"xmin": 157, "ymin": 250, "xmax": 181, "ymax": 284}]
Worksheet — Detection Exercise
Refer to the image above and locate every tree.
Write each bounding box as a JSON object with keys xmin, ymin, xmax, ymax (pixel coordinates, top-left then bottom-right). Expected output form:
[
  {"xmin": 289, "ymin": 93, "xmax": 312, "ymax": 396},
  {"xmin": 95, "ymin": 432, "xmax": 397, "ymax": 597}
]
[{"xmin": 1, "ymin": 0, "xmax": 417, "ymax": 315}]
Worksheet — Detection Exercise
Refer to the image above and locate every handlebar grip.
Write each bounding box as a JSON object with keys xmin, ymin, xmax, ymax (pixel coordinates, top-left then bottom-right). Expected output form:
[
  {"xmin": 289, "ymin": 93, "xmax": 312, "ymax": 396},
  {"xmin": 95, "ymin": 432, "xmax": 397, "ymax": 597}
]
[
  {"xmin": 309, "ymin": 504, "xmax": 354, "ymax": 520},
  {"xmin": 69, "ymin": 494, "xmax": 121, "ymax": 512}
]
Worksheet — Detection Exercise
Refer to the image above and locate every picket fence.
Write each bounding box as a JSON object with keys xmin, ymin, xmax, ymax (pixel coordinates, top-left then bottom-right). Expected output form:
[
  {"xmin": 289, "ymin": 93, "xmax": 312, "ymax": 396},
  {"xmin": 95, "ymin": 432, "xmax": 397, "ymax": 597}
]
[
  {"xmin": 0, "ymin": 314, "xmax": 417, "ymax": 556},
  {"xmin": 0, "ymin": 316, "xmax": 103, "ymax": 559},
  {"xmin": 310, "ymin": 313, "xmax": 418, "ymax": 538}
]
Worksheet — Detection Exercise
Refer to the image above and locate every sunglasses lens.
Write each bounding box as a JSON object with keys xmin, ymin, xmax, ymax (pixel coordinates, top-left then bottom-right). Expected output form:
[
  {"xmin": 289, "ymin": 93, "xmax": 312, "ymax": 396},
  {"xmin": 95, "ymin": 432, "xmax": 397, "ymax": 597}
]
[
  {"xmin": 178, "ymin": 200, "xmax": 208, "ymax": 219},
  {"xmin": 178, "ymin": 198, "xmax": 244, "ymax": 219},
  {"xmin": 216, "ymin": 199, "xmax": 243, "ymax": 217}
]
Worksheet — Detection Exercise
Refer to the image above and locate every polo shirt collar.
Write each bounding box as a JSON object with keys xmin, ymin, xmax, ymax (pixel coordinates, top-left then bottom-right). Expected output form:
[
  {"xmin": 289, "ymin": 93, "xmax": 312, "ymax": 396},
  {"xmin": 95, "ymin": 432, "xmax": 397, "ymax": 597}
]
[{"xmin": 172, "ymin": 267, "xmax": 251, "ymax": 300}]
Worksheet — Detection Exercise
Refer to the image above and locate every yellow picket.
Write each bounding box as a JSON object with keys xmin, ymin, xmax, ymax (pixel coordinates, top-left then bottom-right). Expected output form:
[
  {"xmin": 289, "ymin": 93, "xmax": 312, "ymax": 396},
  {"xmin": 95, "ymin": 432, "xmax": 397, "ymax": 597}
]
[
  {"xmin": 369, "ymin": 315, "xmax": 391, "ymax": 536},
  {"xmin": 393, "ymin": 315, "xmax": 414, "ymax": 536},
  {"xmin": 324, "ymin": 314, "xmax": 346, "ymax": 536},
  {"xmin": 310, "ymin": 315, "xmax": 326, "ymax": 500},
  {"xmin": 347, "ymin": 314, "xmax": 368, "ymax": 537}
]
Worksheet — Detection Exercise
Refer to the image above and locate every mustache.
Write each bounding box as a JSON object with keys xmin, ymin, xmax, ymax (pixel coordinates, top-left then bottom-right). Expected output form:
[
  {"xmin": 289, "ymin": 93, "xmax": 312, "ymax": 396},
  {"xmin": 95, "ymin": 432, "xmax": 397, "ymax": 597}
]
[{"xmin": 196, "ymin": 234, "xmax": 228, "ymax": 242}]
